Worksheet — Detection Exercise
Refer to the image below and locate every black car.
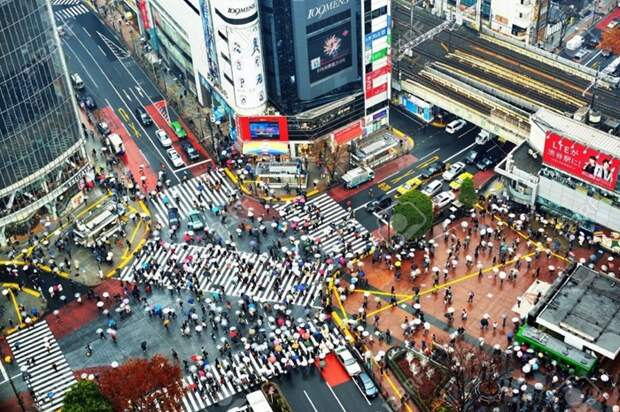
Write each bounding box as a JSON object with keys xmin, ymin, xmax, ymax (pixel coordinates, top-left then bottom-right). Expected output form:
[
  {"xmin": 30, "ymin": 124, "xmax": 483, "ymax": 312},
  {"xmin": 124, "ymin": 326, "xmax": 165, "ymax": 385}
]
[
  {"xmin": 420, "ymin": 160, "xmax": 445, "ymax": 179},
  {"xmin": 167, "ymin": 207, "xmax": 180, "ymax": 228},
  {"xmin": 181, "ymin": 141, "xmax": 200, "ymax": 161},
  {"xmin": 584, "ymin": 37, "xmax": 599, "ymax": 49},
  {"xmin": 96, "ymin": 121, "xmax": 111, "ymax": 136},
  {"xmin": 135, "ymin": 108, "xmax": 153, "ymax": 126},
  {"xmin": 367, "ymin": 195, "xmax": 393, "ymax": 213},
  {"xmin": 83, "ymin": 95, "xmax": 97, "ymax": 110},
  {"xmin": 464, "ymin": 148, "xmax": 482, "ymax": 164}
]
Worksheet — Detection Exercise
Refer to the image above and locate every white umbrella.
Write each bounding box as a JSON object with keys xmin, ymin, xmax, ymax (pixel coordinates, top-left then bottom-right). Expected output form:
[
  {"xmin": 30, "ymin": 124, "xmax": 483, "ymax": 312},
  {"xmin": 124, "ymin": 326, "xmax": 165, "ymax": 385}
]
[
  {"xmin": 461, "ymin": 221, "xmax": 468, "ymax": 229},
  {"xmin": 111, "ymin": 361, "xmax": 119, "ymax": 368}
]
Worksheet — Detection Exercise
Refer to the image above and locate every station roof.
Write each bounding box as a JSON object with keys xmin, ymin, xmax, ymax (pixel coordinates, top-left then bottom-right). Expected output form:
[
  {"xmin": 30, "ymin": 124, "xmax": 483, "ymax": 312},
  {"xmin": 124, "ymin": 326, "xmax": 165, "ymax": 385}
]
[
  {"xmin": 531, "ymin": 108, "xmax": 620, "ymax": 159},
  {"xmin": 536, "ymin": 265, "xmax": 620, "ymax": 359}
]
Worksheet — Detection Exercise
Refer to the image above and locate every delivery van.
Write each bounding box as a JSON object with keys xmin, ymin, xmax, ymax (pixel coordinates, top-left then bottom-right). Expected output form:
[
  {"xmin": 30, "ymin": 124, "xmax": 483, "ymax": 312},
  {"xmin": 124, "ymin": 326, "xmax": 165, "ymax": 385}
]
[
  {"xmin": 106, "ymin": 133, "xmax": 125, "ymax": 155},
  {"xmin": 342, "ymin": 166, "xmax": 374, "ymax": 189}
]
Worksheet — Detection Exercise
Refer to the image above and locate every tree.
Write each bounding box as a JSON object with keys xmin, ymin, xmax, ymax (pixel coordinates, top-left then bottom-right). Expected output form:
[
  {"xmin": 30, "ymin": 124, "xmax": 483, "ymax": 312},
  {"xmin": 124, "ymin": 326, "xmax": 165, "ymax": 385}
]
[
  {"xmin": 63, "ymin": 380, "xmax": 113, "ymax": 412},
  {"xmin": 392, "ymin": 190, "xmax": 433, "ymax": 240},
  {"xmin": 600, "ymin": 27, "xmax": 620, "ymax": 55},
  {"xmin": 458, "ymin": 177, "xmax": 477, "ymax": 208},
  {"xmin": 98, "ymin": 355, "xmax": 185, "ymax": 412}
]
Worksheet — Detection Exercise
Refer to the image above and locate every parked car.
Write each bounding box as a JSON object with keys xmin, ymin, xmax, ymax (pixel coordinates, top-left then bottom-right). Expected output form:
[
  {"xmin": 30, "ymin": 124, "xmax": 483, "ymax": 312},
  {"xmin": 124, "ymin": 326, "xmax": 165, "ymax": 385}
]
[
  {"xmin": 449, "ymin": 172, "xmax": 474, "ymax": 190},
  {"xmin": 573, "ymin": 48, "xmax": 589, "ymax": 62},
  {"xmin": 475, "ymin": 154, "xmax": 498, "ymax": 170},
  {"xmin": 187, "ymin": 209, "xmax": 205, "ymax": 230},
  {"xmin": 96, "ymin": 121, "xmax": 111, "ymax": 136},
  {"xmin": 70, "ymin": 73, "xmax": 84, "ymax": 90},
  {"xmin": 170, "ymin": 120, "xmax": 188, "ymax": 139},
  {"xmin": 464, "ymin": 148, "xmax": 483, "ymax": 164},
  {"xmin": 607, "ymin": 18, "xmax": 620, "ymax": 29},
  {"xmin": 181, "ymin": 141, "xmax": 200, "ymax": 161},
  {"xmin": 167, "ymin": 207, "xmax": 180, "ymax": 228},
  {"xmin": 335, "ymin": 347, "xmax": 362, "ymax": 376},
  {"xmin": 445, "ymin": 119, "xmax": 467, "ymax": 134},
  {"xmin": 367, "ymin": 195, "xmax": 393, "ymax": 213},
  {"xmin": 167, "ymin": 148, "xmax": 185, "ymax": 168},
  {"xmin": 156, "ymin": 129, "xmax": 172, "ymax": 147},
  {"xmin": 395, "ymin": 176, "xmax": 424, "ymax": 197},
  {"xmin": 420, "ymin": 161, "xmax": 445, "ymax": 179},
  {"xmin": 83, "ymin": 95, "xmax": 97, "ymax": 110},
  {"xmin": 442, "ymin": 161, "xmax": 466, "ymax": 181},
  {"xmin": 432, "ymin": 191, "xmax": 456, "ymax": 209},
  {"xmin": 136, "ymin": 108, "xmax": 152, "ymax": 126},
  {"xmin": 356, "ymin": 373, "xmax": 378, "ymax": 398},
  {"xmin": 420, "ymin": 179, "xmax": 443, "ymax": 197}
]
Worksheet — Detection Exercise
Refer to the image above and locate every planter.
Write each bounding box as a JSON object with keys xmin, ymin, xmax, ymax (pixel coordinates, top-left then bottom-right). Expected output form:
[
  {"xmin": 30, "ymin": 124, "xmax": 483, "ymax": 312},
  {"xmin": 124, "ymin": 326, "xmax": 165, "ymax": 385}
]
[{"xmin": 474, "ymin": 380, "xmax": 501, "ymax": 405}]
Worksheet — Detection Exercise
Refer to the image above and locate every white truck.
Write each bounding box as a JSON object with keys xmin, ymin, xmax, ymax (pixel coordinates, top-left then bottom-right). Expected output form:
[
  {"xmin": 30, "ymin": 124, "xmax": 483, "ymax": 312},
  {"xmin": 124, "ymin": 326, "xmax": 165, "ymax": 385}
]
[
  {"xmin": 106, "ymin": 133, "xmax": 125, "ymax": 155},
  {"xmin": 342, "ymin": 166, "xmax": 374, "ymax": 189}
]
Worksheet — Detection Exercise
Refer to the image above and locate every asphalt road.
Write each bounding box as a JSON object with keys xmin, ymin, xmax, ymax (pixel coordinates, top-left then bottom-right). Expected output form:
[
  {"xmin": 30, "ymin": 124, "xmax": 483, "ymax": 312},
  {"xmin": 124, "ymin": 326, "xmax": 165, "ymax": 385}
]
[
  {"xmin": 54, "ymin": 7, "xmax": 183, "ymax": 184},
  {"xmin": 278, "ymin": 369, "xmax": 385, "ymax": 412},
  {"xmin": 350, "ymin": 107, "xmax": 482, "ymax": 231}
]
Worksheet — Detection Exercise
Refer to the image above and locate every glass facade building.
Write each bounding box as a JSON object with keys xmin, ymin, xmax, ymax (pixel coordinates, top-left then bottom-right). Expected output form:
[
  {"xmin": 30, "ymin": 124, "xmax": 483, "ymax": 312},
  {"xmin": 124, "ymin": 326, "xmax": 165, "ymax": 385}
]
[{"xmin": 0, "ymin": 0, "xmax": 88, "ymax": 239}]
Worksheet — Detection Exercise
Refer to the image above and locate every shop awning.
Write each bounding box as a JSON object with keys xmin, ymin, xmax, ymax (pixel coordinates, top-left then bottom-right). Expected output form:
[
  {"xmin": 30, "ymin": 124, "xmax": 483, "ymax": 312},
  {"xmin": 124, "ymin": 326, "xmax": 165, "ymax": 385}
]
[
  {"xmin": 242, "ymin": 141, "xmax": 289, "ymax": 156},
  {"xmin": 333, "ymin": 121, "xmax": 363, "ymax": 145}
]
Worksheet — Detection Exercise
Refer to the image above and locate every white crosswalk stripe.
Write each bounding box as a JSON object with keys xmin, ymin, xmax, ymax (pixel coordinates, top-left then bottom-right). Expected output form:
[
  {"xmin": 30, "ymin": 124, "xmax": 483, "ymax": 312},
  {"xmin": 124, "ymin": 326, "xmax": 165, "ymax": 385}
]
[
  {"xmin": 120, "ymin": 242, "xmax": 328, "ymax": 307},
  {"xmin": 54, "ymin": 4, "xmax": 89, "ymax": 20},
  {"xmin": 276, "ymin": 193, "xmax": 372, "ymax": 258},
  {"xmin": 6, "ymin": 321, "xmax": 76, "ymax": 412},
  {"xmin": 180, "ymin": 323, "xmax": 347, "ymax": 411},
  {"xmin": 150, "ymin": 170, "xmax": 238, "ymax": 227},
  {"xmin": 52, "ymin": 0, "xmax": 81, "ymax": 5}
]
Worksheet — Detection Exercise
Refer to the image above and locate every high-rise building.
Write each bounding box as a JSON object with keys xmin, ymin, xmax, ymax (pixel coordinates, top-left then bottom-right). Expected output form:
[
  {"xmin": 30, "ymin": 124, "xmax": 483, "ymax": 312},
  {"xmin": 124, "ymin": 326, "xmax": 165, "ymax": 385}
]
[{"xmin": 0, "ymin": 0, "xmax": 89, "ymax": 243}]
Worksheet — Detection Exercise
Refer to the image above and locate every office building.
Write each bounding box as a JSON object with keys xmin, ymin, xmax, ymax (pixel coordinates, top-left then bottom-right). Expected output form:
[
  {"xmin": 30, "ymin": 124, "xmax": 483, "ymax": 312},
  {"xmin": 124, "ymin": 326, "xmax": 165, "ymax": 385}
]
[{"xmin": 0, "ymin": 0, "xmax": 89, "ymax": 244}]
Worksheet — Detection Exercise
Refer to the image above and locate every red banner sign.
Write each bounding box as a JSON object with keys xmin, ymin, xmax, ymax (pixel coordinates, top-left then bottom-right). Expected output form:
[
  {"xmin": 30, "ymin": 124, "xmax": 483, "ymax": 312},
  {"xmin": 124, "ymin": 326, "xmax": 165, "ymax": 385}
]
[
  {"xmin": 543, "ymin": 132, "xmax": 619, "ymax": 191},
  {"xmin": 138, "ymin": 0, "xmax": 151, "ymax": 30}
]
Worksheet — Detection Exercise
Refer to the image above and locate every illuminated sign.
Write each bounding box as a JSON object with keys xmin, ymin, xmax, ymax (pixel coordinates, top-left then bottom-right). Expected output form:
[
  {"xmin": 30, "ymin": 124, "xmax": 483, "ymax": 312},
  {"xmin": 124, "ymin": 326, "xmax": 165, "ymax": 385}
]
[
  {"xmin": 543, "ymin": 132, "xmax": 619, "ymax": 191},
  {"xmin": 238, "ymin": 116, "xmax": 289, "ymax": 142},
  {"xmin": 307, "ymin": 22, "xmax": 352, "ymax": 83},
  {"xmin": 307, "ymin": 0, "xmax": 350, "ymax": 20}
]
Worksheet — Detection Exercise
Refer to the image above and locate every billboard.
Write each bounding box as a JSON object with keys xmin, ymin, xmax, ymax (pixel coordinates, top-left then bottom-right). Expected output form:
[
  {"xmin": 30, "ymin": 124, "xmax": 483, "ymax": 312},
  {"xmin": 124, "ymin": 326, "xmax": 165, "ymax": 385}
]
[
  {"xmin": 543, "ymin": 132, "xmax": 619, "ymax": 191},
  {"xmin": 199, "ymin": 0, "xmax": 220, "ymax": 84},
  {"xmin": 238, "ymin": 116, "xmax": 289, "ymax": 141},
  {"xmin": 308, "ymin": 22, "xmax": 352, "ymax": 83}
]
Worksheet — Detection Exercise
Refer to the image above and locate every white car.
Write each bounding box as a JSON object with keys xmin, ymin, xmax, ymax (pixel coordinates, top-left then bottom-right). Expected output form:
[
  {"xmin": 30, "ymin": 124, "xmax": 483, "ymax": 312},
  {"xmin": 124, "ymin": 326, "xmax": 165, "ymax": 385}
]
[
  {"xmin": 432, "ymin": 191, "xmax": 456, "ymax": 209},
  {"xmin": 420, "ymin": 179, "xmax": 443, "ymax": 197},
  {"xmin": 156, "ymin": 129, "xmax": 172, "ymax": 147},
  {"xmin": 167, "ymin": 148, "xmax": 184, "ymax": 168},
  {"xmin": 442, "ymin": 162, "xmax": 466, "ymax": 181},
  {"xmin": 445, "ymin": 119, "xmax": 467, "ymax": 134},
  {"xmin": 335, "ymin": 347, "xmax": 362, "ymax": 376}
]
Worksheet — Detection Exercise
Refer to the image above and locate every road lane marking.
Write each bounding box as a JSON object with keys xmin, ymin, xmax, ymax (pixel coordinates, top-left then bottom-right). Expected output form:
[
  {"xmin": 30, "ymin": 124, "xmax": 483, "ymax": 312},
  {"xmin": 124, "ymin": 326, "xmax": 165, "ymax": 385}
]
[
  {"xmin": 350, "ymin": 377, "xmax": 372, "ymax": 406},
  {"xmin": 0, "ymin": 361, "xmax": 7, "ymax": 382},
  {"xmin": 390, "ymin": 168, "xmax": 415, "ymax": 184},
  {"xmin": 60, "ymin": 39, "xmax": 99, "ymax": 88},
  {"xmin": 62, "ymin": 23, "xmax": 179, "ymax": 176},
  {"xmin": 175, "ymin": 159, "xmax": 212, "ymax": 172},
  {"xmin": 118, "ymin": 107, "xmax": 129, "ymax": 122},
  {"xmin": 325, "ymin": 382, "xmax": 347, "ymax": 412},
  {"xmin": 123, "ymin": 89, "xmax": 132, "ymax": 101},
  {"xmin": 97, "ymin": 44, "xmax": 107, "ymax": 56},
  {"xmin": 416, "ymin": 154, "xmax": 439, "ymax": 169},
  {"xmin": 303, "ymin": 390, "xmax": 319, "ymax": 412},
  {"xmin": 444, "ymin": 141, "xmax": 477, "ymax": 163},
  {"xmin": 129, "ymin": 122, "xmax": 141, "ymax": 138},
  {"xmin": 457, "ymin": 125, "xmax": 478, "ymax": 140},
  {"xmin": 81, "ymin": 26, "xmax": 91, "ymax": 37},
  {"xmin": 377, "ymin": 182, "xmax": 391, "ymax": 192}
]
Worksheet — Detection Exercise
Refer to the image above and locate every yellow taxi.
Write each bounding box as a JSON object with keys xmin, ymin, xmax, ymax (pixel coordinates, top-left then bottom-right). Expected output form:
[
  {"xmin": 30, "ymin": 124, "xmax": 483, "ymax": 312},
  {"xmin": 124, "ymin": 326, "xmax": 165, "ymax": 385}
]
[
  {"xmin": 395, "ymin": 176, "xmax": 424, "ymax": 197},
  {"xmin": 449, "ymin": 172, "xmax": 473, "ymax": 190}
]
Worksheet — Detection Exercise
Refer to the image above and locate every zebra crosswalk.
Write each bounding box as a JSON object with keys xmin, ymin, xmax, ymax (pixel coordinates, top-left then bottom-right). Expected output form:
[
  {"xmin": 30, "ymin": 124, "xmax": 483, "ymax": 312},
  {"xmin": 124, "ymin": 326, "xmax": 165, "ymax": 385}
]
[
  {"xmin": 119, "ymin": 242, "xmax": 327, "ymax": 307},
  {"xmin": 6, "ymin": 321, "xmax": 76, "ymax": 412},
  {"xmin": 52, "ymin": 0, "xmax": 81, "ymax": 5},
  {"xmin": 276, "ymin": 193, "xmax": 372, "ymax": 258},
  {"xmin": 181, "ymin": 322, "xmax": 347, "ymax": 411},
  {"xmin": 150, "ymin": 170, "xmax": 238, "ymax": 227},
  {"xmin": 54, "ymin": 3, "xmax": 89, "ymax": 20}
]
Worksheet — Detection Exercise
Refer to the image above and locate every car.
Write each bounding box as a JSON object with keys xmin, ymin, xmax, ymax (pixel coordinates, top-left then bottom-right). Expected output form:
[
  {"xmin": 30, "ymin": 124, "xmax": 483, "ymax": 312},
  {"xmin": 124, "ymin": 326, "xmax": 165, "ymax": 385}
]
[
  {"xmin": 464, "ymin": 148, "xmax": 482, "ymax": 164},
  {"xmin": 420, "ymin": 179, "xmax": 443, "ymax": 197},
  {"xmin": 442, "ymin": 161, "xmax": 466, "ymax": 181},
  {"xmin": 420, "ymin": 161, "xmax": 445, "ymax": 179},
  {"xmin": 70, "ymin": 73, "xmax": 84, "ymax": 90},
  {"xmin": 432, "ymin": 191, "xmax": 456, "ymax": 209},
  {"xmin": 181, "ymin": 141, "xmax": 200, "ymax": 161},
  {"xmin": 170, "ymin": 120, "xmax": 187, "ymax": 139},
  {"xmin": 166, "ymin": 148, "xmax": 185, "ymax": 168},
  {"xmin": 96, "ymin": 121, "xmax": 111, "ymax": 136},
  {"xmin": 155, "ymin": 129, "xmax": 172, "ymax": 147},
  {"xmin": 395, "ymin": 176, "xmax": 424, "ymax": 197},
  {"xmin": 573, "ymin": 48, "xmax": 589, "ymax": 62},
  {"xmin": 335, "ymin": 347, "xmax": 362, "ymax": 376},
  {"xmin": 187, "ymin": 209, "xmax": 205, "ymax": 230},
  {"xmin": 475, "ymin": 155, "xmax": 498, "ymax": 170},
  {"xmin": 357, "ymin": 372, "xmax": 378, "ymax": 398},
  {"xmin": 57, "ymin": 26, "xmax": 66, "ymax": 37},
  {"xmin": 445, "ymin": 119, "xmax": 467, "ymax": 134},
  {"xmin": 601, "ymin": 48, "xmax": 612, "ymax": 58},
  {"xmin": 167, "ymin": 207, "xmax": 180, "ymax": 228},
  {"xmin": 607, "ymin": 18, "xmax": 620, "ymax": 29},
  {"xmin": 136, "ymin": 108, "xmax": 152, "ymax": 126},
  {"xmin": 83, "ymin": 95, "xmax": 96, "ymax": 110},
  {"xmin": 449, "ymin": 172, "xmax": 473, "ymax": 190},
  {"xmin": 367, "ymin": 195, "xmax": 393, "ymax": 213}
]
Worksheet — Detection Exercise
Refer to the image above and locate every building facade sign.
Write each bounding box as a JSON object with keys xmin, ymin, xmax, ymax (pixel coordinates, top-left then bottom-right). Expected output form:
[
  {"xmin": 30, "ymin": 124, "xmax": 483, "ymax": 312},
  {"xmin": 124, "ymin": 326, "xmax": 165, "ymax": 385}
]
[{"xmin": 307, "ymin": 0, "xmax": 350, "ymax": 20}]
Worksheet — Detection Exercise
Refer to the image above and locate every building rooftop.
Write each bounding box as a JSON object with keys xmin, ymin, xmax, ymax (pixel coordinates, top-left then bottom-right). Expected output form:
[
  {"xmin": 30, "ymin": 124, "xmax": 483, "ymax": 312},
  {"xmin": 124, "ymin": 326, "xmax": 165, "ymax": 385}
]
[
  {"xmin": 536, "ymin": 265, "xmax": 620, "ymax": 359},
  {"xmin": 511, "ymin": 142, "xmax": 543, "ymax": 176},
  {"xmin": 531, "ymin": 108, "xmax": 620, "ymax": 159}
]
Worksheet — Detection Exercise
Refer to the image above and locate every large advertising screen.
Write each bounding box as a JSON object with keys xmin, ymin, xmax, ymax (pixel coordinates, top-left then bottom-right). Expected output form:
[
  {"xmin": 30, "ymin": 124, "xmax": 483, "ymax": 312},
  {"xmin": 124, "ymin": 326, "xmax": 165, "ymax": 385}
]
[
  {"xmin": 308, "ymin": 22, "xmax": 352, "ymax": 83},
  {"xmin": 543, "ymin": 132, "xmax": 619, "ymax": 191},
  {"xmin": 238, "ymin": 116, "xmax": 289, "ymax": 141}
]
